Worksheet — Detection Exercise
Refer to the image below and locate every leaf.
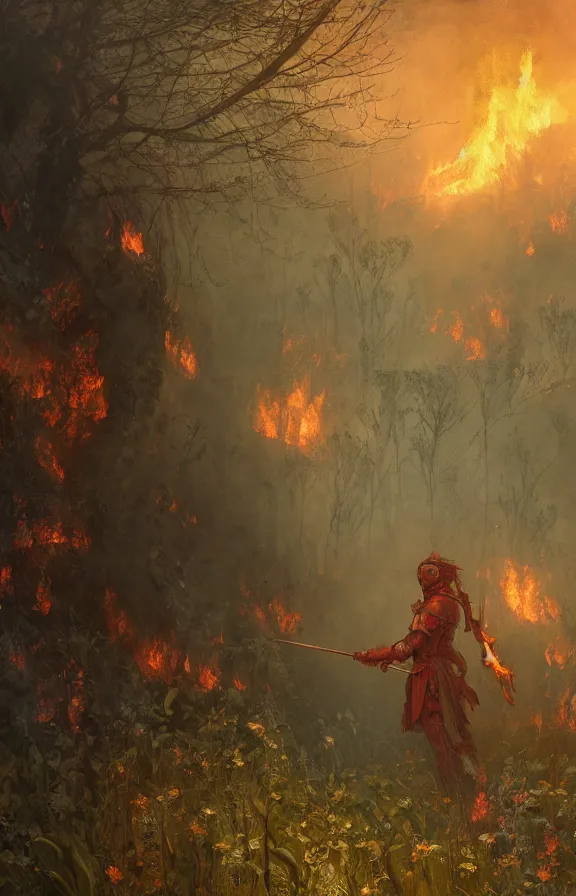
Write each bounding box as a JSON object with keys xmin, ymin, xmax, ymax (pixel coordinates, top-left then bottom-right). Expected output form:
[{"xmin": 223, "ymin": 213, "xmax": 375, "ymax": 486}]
[
  {"xmin": 45, "ymin": 870, "xmax": 77, "ymax": 896},
  {"xmin": 270, "ymin": 846, "xmax": 300, "ymax": 889},
  {"xmin": 33, "ymin": 837, "xmax": 64, "ymax": 864},
  {"xmin": 164, "ymin": 688, "xmax": 179, "ymax": 716}
]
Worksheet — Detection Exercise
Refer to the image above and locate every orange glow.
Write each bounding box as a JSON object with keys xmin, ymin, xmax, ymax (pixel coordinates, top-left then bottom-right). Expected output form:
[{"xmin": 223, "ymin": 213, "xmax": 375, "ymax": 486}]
[
  {"xmin": 531, "ymin": 713, "xmax": 543, "ymax": 736},
  {"xmin": 42, "ymin": 280, "xmax": 81, "ymax": 330},
  {"xmin": 448, "ymin": 312, "xmax": 464, "ymax": 342},
  {"xmin": 135, "ymin": 639, "xmax": 180, "ymax": 682},
  {"xmin": 556, "ymin": 686, "xmax": 576, "ymax": 733},
  {"xmin": 68, "ymin": 694, "xmax": 84, "ymax": 734},
  {"xmin": 430, "ymin": 309, "xmax": 444, "ymax": 334},
  {"xmin": 121, "ymin": 222, "xmax": 144, "ymax": 256},
  {"xmin": 255, "ymin": 376, "xmax": 325, "ymax": 451},
  {"xmin": 545, "ymin": 637, "xmax": 574, "ymax": 669},
  {"xmin": 465, "ymin": 337, "xmax": 486, "ymax": 361},
  {"xmin": 234, "ymin": 676, "xmax": 247, "ymax": 691},
  {"xmin": 9, "ymin": 649, "xmax": 24, "ymax": 670},
  {"xmin": 549, "ymin": 210, "xmax": 568, "ymax": 233},
  {"xmin": 270, "ymin": 599, "xmax": 302, "ymax": 634},
  {"xmin": 0, "ymin": 566, "xmax": 12, "ymax": 599},
  {"xmin": 197, "ymin": 663, "xmax": 220, "ymax": 692},
  {"xmin": 489, "ymin": 306, "xmax": 507, "ymax": 329},
  {"xmin": 481, "ymin": 634, "xmax": 515, "ymax": 705},
  {"xmin": 105, "ymin": 866, "xmax": 124, "ymax": 884},
  {"xmin": 1, "ymin": 200, "xmax": 17, "ymax": 232},
  {"xmin": 471, "ymin": 791, "xmax": 489, "ymax": 822},
  {"xmin": 500, "ymin": 559, "xmax": 559, "ymax": 624},
  {"xmin": 34, "ymin": 580, "xmax": 52, "ymax": 616},
  {"xmin": 165, "ymin": 331, "xmax": 198, "ymax": 379},
  {"xmin": 526, "ymin": 241, "xmax": 535, "ymax": 257},
  {"xmin": 425, "ymin": 52, "xmax": 564, "ymax": 198},
  {"xmin": 35, "ymin": 436, "xmax": 64, "ymax": 482}
]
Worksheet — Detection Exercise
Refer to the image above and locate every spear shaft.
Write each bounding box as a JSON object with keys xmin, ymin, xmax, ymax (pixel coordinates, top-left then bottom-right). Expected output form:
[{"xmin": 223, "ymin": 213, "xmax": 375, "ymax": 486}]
[{"xmin": 272, "ymin": 638, "xmax": 412, "ymax": 674}]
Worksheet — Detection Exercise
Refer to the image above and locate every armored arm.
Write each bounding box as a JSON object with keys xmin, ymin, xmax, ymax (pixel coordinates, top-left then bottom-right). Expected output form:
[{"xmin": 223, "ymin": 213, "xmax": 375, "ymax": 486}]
[{"xmin": 354, "ymin": 630, "xmax": 428, "ymax": 670}]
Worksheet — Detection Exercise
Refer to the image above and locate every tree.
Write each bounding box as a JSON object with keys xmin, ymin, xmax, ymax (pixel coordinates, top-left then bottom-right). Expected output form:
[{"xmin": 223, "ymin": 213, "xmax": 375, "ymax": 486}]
[
  {"xmin": 5, "ymin": 0, "xmax": 401, "ymax": 237},
  {"xmin": 406, "ymin": 366, "xmax": 468, "ymax": 546}
]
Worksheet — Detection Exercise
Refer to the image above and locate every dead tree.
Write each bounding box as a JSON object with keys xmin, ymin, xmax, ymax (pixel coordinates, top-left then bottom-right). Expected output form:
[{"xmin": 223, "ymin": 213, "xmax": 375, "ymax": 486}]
[{"xmin": 406, "ymin": 366, "xmax": 467, "ymax": 547}]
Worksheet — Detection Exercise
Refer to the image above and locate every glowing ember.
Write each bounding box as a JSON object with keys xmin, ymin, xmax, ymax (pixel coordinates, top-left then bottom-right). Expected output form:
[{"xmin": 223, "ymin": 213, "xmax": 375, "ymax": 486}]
[
  {"xmin": 471, "ymin": 790, "xmax": 490, "ymax": 822},
  {"xmin": 0, "ymin": 565, "xmax": 12, "ymax": 599},
  {"xmin": 254, "ymin": 375, "xmax": 325, "ymax": 451},
  {"xmin": 549, "ymin": 210, "xmax": 568, "ymax": 233},
  {"xmin": 426, "ymin": 51, "xmax": 565, "ymax": 197},
  {"xmin": 34, "ymin": 580, "xmax": 52, "ymax": 616},
  {"xmin": 35, "ymin": 436, "xmax": 65, "ymax": 482},
  {"xmin": 9, "ymin": 649, "xmax": 24, "ymax": 670},
  {"xmin": 233, "ymin": 676, "xmax": 247, "ymax": 691},
  {"xmin": 500, "ymin": 559, "xmax": 559, "ymax": 624},
  {"xmin": 465, "ymin": 337, "xmax": 485, "ymax": 361},
  {"xmin": 165, "ymin": 331, "xmax": 198, "ymax": 379},
  {"xmin": 135, "ymin": 639, "xmax": 180, "ymax": 681},
  {"xmin": 448, "ymin": 312, "xmax": 464, "ymax": 342},
  {"xmin": 270, "ymin": 599, "xmax": 302, "ymax": 634},
  {"xmin": 121, "ymin": 222, "xmax": 144, "ymax": 256},
  {"xmin": 105, "ymin": 866, "xmax": 124, "ymax": 884},
  {"xmin": 68, "ymin": 694, "xmax": 84, "ymax": 734},
  {"xmin": 526, "ymin": 241, "xmax": 535, "ymax": 257},
  {"xmin": 42, "ymin": 280, "xmax": 81, "ymax": 330},
  {"xmin": 197, "ymin": 663, "xmax": 220, "ymax": 692},
  {"xmin": 489, "ymin": 306, "xmax": 507, "ymax": 329}
]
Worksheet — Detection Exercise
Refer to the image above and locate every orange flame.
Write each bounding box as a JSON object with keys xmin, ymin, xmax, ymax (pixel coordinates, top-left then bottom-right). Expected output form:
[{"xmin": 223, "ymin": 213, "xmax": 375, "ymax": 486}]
[
  {"xmin": 430, "ymin": 309, "xmax": 443, "ymax": 334},
  {"xmin": 165, "ymin": 331, "xmax": 198, "ymax": 379},
  {"xmin": 270, "ymin": 599, "xmax": 302, "ymax": 634},
  {"xmin": 34, "ymin": 580, "xmax": 52, "ymax": 616},
  {"xmin": 549, "ymin": 210, "xmax": 568, "ymax": 233},
  {"xmin": 471, "ymin": 790, "xmax": 490, "ymax": 822},
  {"xmin": 545, "ymin": 637, "xmax": 574, "ymax": 669},
  {"xmin": 42, "ymin": 280, "xmax": 81, "ymax": 330},
  {"xmin": 255, "ymin": 376, "xmax": 325, "ymax": 451},
  {"xmin": 531, "ymin": 712, "xmax": 543, "ymax": 736},
  {"xmin": 0, "ymin": 566, "xmax": 12, "ymax": 599},
  {"xmin": 526, "ymin": 241, "xmax": 536, "ymax": 257},
  {"xmin": 425, "ymin": 52, "xmax": 565, "ymax": 197},
  {"xmin": 197, "ymin": 662, "xmax": 220, "ymax": 692},
  {"xmin": 121, "ymin": 223, "xmax": 144, "ymax": 256},
  {"xmin": 35, "ymin": 436, "xmax": 65, "ymax": 482},
  {"xmin": 481, "ymin": 634, "xmax": 515, "ymax": 705},
  {"xmin": 448, "ymin": 312, "xmax": 464, "ymax": 342},
  {"xmin": 233, "ymin": 676, "xmax": 247, "ymax": 692},
  {"xmin": 500, "ymin": 559, "xmax": 559, "ymax": 624},
  {"xmin": 489, "ymin": 306, "xmax": 507, "ymax": 329},
  {"xmin": 105, "ymin": 866, "xmax": 124, "ymax": 884},
  {"xmin": 465, "ymin": 337, "xmax": 486, "ymax": 361}
]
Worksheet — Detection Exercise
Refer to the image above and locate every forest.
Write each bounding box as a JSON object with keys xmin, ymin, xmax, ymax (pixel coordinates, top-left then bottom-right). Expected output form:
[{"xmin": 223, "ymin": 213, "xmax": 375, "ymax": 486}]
[{"xmin": 1, "ymin": 0, "xmax": 576, "ymax": 893}]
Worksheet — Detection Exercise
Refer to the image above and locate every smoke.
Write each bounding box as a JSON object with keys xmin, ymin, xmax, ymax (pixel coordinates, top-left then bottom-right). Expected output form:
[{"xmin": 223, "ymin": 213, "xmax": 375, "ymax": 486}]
[{"xmin": 140, "ymin": 0, "xmax": 576, "ymax": 766}]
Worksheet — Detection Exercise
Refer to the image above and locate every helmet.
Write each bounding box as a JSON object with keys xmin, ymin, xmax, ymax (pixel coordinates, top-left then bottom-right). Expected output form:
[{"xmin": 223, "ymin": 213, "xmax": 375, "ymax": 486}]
[{"xmin": 417, "ymin": 551, "xmax": 461, "ymax": 595}]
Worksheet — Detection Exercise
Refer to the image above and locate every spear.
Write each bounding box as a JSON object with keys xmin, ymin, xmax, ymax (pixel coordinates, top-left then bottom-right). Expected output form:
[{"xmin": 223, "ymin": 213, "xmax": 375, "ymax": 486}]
[{"xmin": 272, "ymin": 638, "xmax": 412, "ymax": 674}]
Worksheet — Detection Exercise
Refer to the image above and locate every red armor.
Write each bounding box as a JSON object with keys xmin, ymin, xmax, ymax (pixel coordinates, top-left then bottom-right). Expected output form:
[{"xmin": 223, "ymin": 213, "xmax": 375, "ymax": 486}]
[{"xmin": 354, "ymin": 553, "xmax": 479, "ymax": 793}]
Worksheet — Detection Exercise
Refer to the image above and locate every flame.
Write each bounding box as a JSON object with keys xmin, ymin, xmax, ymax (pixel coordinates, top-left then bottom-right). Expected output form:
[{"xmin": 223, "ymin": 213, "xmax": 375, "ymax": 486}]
[
  {"xmin": 197, "ymin": 663, "xmax": 220, "ymax": 692},
  {"xmin": 555, "ymin": 686, "xmax": 576, "ymax": 733},
  {"xmin": 531, "ymin": 713, "xmax": 543, "ymax": 736},
  {"xmin": 270, "ymin": 599, "xmax": 302, "ymax": 634},
  {"xmin": 430, "ymin": 309, "xmax": 444, "ymax": 334},
  {"xmin": 481, "ymin": 634, "xmax": 515, "ymax": 705},
  {"xmin": 0, "ymin": 566, "xmax": 12, "ymax": 599},
  {"xmin": 471, "ymin": 790, "xmax": 490, "ymax": 822},
  {"xmin": 9, "ymin": 649, "xmax": 24, "ymax": 670},
  {"xmin": 35, "ymin": 436, "xmax": 65, "ymax": 482},
  {"xmin": 425, "ymin": 51, "xmax": 564, "ymax": 197},
  {"xmin": 448, "ymin": 312, "xmax": 464, "ymax": 342},
  {"xmin": 254, "ymin": 376, "xmax": 325, "ymax": 451},
  {"xmin": 549, "ymin": 210, "xmax": 568, "ymax": 233},
  {"xmin": 42, "ymin": 280, "xmax": 81, "ymax": 330},
  {"xmin": 545, "ymin": 637, "xmax": 574, "ymax": 669},
  {"xmin": 465, "ymin": 337, "xmax": 485, "ymax": 361},
  {"xmin": 105, "ymin": 866, "xmax": 124, "ymax": 884},
  {"xmin": 233, "ymin": 676, "xmax": 247, "ymax": 691},
  {"xmin": 500, "ymin": 559, "xmax": 559, "ymax": 624},
  {"xmin": 121, "ymin": 222, "xmax": 144, "ymax": 256},
  {"xmin": 526, "ymin": 241, "xmax": 536, "ymax": 257},
  {"xmin": 165, "ymin": 331, "xmax": 198, "ymax": 379},
  {"xmin": 489, "ymin": 306, "xmax": 507, "ymax": 329},
  {"xmin": 34, "ymin": 579, "xmax": 52, "ymax": 616}
]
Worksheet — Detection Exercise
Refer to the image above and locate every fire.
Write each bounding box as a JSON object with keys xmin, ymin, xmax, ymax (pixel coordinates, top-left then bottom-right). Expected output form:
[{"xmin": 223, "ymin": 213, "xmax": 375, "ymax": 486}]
[
  {"xmin": 481, "ymin": 634, "xmax": 515, "ymax": 705},
  {"xmin": 34, "ymin": 580, "xmax": 52, "ymax": 616},
  {"xmin": 42, "ymin": 280, "xmax": 81, "ymax": 330},
  {"xmin": 254, "ymin": 376, "xmax": 325, "ymax": 451},
  {"xmin": 197, "ymin": 663, "xmax": 220, "ymax": 692},
  {"xmin": 549, "ymin": 210, "xmax": 568, "ymax": 233},
  {"xmin": 121, "ymin": 222, "xmax": 144, "ymax": 256},
  {"xmin": 448, "ymin": 312, "xmax": 464, "ymax": 342},
  {"xmin": 545, "ymin": 637, "xmax": 574, "ymax": 669},
  {"xmin": 270, "ymin": 599, "xmax": 302, "ymax": 634},
  {"xmin": 105, "ymin": 866, "xmax": 124, "ymax": 884},
  {"xmin": 9, "ymin": 649, "xmax": 24, "ymax": 670},
  {"xmin": 489, "ymin": 306, "xmax": 507, "ymax": 329},
  {"xmin": 531, "ymin": 713, "xmax": 543, "ymax": 736},
  {"xmin": 555, "ymin": 686, "xmax": 576, "ymax": 733},
  {"xmin": 165, "ymin": 331, "xmax": 198, "ymax": 379},
  {"xmin": 426, "ymin": 51, "xmax": 564, "ymax": 197},
  {"xmin": 233, "ymin": 676, "xmax": 247, "ymax": 692},
  {"xmin": 430, "ymin": 309, "xmax": 443, "ymax": 334},
  {"xmin": 465, "ymin": 337, "xmax": 485, "ymax": 361},
  {"xmin": 35, "ymin": 436, "xmax": 65, "ymax": 482},
  {"xmin": 0, "ymin": 566, "xmax": 12, "ymax": 599},
  {"xmin": 471, "ymin": 790, "xmax": 490, "ymax": 822},
  {"xmin": 500, "ymin": 559, "xmax": 559, "ymax": 624},
  {"xmin": 526, "ymin": 241, "xmax": 535, "ymax": 257}
]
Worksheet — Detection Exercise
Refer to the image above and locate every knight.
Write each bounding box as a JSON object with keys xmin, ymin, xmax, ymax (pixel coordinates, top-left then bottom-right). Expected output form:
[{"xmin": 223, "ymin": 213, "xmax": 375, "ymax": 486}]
[{"xmin": 354, "ymin": 552, "xmax": 479, "ymax": 795}]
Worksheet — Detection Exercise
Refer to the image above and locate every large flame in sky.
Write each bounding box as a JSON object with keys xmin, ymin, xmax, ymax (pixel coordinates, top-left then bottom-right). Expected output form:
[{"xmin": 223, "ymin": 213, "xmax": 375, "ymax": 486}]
[
  {"xmin": 500, "ymin": 559, "xmax": 560, "ymax": 624},
  {"xmin": 425, "ymin": 51, "xmax": 565, "ymax": 197}
]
